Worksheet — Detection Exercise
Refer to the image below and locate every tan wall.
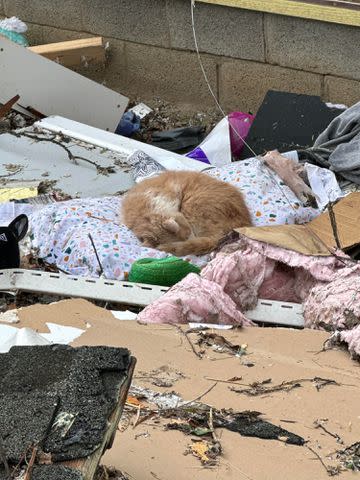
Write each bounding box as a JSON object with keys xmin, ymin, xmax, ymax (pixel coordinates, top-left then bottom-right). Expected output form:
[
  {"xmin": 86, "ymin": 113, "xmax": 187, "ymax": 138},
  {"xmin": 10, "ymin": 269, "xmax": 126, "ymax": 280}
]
[{"xmin": 2, "ymin": 0, "xmax": 360, "ymax": 113}]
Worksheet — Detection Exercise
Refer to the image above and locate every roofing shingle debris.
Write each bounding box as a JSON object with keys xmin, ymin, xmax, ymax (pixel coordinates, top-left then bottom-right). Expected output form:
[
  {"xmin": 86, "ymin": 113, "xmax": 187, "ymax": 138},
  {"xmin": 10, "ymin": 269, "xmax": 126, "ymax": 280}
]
[{"xmin": 0, "ymin": 345, "xmax": 135, "ymax": 480}]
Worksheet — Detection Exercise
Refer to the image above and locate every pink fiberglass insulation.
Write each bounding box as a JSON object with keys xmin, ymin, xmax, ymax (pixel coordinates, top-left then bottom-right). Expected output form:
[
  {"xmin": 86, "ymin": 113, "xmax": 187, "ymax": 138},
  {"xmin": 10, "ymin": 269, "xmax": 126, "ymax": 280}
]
[
  {"xmin": 137, "ymin": 273, "xmax": 254, "ymax": 326},
  {"xmin": 137, "ymin": 235, "xmax": 360, "ymax": 359},
  {"xmin": 328, "ymin": 326, "xmax": 360, "ymax": 360},
  {"xmin": 303, "ymin": 268, "xmax": 360, "ymax": 330}
]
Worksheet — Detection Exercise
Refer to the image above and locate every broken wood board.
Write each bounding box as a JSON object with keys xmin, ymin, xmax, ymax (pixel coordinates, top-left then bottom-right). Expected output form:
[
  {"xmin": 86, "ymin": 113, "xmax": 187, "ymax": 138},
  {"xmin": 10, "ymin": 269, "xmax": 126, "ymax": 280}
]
[
  {"xmin": 237, "ymin": 193, "xmax": 360, "ymax": 256},
  {"xmin": 12, "ymin": 299, "xmax": 359, "ymax": 480},
  {"xmin": 0, "ymin": 36, "xmax": 127, "ymax": 131},
  {"xmin": 0, "ymin": 94, "xmax": 20, "ymax": 119},
  {"xmin": 28, "ymin": 37, "xmax": 106, "ymax": 68}
]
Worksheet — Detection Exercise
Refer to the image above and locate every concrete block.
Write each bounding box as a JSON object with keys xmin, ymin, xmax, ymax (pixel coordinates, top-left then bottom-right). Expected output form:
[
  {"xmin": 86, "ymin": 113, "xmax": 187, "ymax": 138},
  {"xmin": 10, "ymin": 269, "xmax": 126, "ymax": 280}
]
[
  {"xmin": 324, "ymin": 76, "xmax": 360, "ymax": 108},
  {"xmin": 219, "ymin": 59, "xmax": 322, "ymax": 113},
  {"xmin": 118, "ymin": 42, "xmax": 218, "ymax": 108},
  {"xmin": 25, "ymin": 23, "xmax": 44, "ymax": 46},
  {"xmin": 265, "ymin": 14, "xmax": 360, "ymax": 81},
  {"xmin": 3, "ymin": 0, "xmax": 83, "ymax": 31},
  {"xmin": 40, "ymin": 25, "xmax": 93, "ymax": 45},
  {"xmin": 82, "ymin": 0, "xmax": 170, "ymax": 48},
  {"xmin": 167, "ymin": 0, "xmax": 264, "ymax": 61},
  {"xmin": 74, "ymin": 37, "xmax": 126, "ymax": 92}
]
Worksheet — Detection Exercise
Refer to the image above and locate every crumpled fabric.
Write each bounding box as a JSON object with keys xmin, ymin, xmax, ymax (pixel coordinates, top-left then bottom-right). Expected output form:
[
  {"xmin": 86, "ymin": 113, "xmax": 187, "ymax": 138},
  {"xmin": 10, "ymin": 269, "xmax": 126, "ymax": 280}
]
[
  {"xmin": 300, "ymin": 101, "xmax": 360, "ymax": 185},
  {"xmin": 137, "ymin": 273, "xmax": 253, "ymax": 326}
]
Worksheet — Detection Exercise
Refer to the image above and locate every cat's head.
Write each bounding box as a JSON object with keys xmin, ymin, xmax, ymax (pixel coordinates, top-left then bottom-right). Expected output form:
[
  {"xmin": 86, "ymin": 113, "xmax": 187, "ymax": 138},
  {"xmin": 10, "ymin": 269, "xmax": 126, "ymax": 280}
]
[{"xmin": 134, "ymin": 213, "xmax": 192, "ymax": 249}]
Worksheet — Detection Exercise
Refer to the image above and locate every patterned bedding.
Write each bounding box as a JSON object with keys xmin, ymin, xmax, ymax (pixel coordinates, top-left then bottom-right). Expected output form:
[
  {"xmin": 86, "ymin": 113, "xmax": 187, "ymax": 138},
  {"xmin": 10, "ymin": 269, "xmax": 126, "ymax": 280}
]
[{"xmin": 28, "ymin": 158, "xmax": 319, "ymax": 281}]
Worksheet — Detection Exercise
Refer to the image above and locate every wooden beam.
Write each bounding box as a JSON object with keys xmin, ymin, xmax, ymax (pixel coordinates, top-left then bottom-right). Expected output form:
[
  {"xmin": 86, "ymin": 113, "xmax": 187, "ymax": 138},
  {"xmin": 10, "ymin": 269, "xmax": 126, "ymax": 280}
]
[
  {"xmin": 197, "ymin": 0, "xmax": 360, "ymax": 27},
  {"xmin": 28, "ymin": 37, "xmax": 106, "ymax": 68}
]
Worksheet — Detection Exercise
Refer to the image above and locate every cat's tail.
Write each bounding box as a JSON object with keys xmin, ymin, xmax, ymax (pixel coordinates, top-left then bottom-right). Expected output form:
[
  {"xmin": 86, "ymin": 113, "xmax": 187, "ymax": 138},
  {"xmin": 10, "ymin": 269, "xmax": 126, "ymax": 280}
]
[{"xmin": 158, "ymin": 236, "xmax": 221, "ymax": 257}]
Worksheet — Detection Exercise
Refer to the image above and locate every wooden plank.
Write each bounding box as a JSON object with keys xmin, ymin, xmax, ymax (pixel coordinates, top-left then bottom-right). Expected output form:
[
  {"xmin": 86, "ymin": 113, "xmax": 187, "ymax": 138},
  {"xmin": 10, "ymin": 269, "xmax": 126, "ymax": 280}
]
[
  {"xmin": 61, "ymin": 356, "xmax": 136, "ymax": 480},
  {"xmin": 28, "ymin": 37, "xmax": 106, "ymax": 68},
  {"xmin": 197, "ymin": 0, "xmax": 360, "ymax": 26},
  {"xmin": 0, "ymin": 95, "xmax": 20, "ymax": 119},
  {"xmin": 0, "ymin": 36, "xmax": 128, "ymax": 132}
]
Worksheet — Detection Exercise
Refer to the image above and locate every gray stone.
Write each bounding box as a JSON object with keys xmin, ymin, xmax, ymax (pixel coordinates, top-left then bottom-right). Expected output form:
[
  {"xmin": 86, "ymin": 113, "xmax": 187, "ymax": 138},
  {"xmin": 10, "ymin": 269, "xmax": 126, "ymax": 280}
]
[
  {"xmin": 81, "ymin": 0, "xmax": 170, "ymax": 48},
  {"xmin": 120, "ymin": 42, "xmax": 218, "ymax": 108},
  {"xmin": 24, "ymin": 22, "xmax": 44, "ymax": 46},
  {"xmin": 324, "ymin": 76, "xmax": 360, "ymax": 108},
  {"xmin": 219, "ymin": 58, "xmax": 322, "ymax": 113},
  {"xmin": 167, "ymin": 0, "xmax": 265, "ymax": 61},
  {"xmin": 265, "ymin": 13, "xmax": 360, "ymax": 80},
  {"xmin": 40, "ymin": 25, "xmax": 94, "ymax": 44},
  {"xmin": 0, "ymin": 1, "xmax": 4, "ymax": 15},
  {"xmin": 3, "ymin": 0, "xmax": 83, "ymax": 31}
]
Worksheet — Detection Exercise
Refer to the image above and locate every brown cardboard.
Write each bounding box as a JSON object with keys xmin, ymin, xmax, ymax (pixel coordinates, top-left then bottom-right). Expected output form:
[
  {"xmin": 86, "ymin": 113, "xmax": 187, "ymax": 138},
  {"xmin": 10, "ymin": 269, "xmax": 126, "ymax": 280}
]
[
  {"xmin": 13, "ymin": 299, "xmax": 360, "ymax": 479},
  {"xmin": 236, "ymin": 192, "xmax": 360, "ymax": 256}
]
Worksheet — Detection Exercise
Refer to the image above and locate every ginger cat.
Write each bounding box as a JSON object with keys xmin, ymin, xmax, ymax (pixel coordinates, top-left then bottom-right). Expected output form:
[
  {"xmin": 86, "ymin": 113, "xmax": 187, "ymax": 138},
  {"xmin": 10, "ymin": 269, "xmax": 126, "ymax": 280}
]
[{"xmin": 121, "ymin": 170, "xmax": 252, "ymax": 256}]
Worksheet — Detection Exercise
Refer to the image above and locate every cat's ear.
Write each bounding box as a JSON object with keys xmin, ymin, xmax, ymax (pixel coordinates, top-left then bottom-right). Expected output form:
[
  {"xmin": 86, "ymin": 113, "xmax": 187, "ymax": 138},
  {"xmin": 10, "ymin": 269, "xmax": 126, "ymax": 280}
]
[{"xmin": 163, "ymin": 218, "xmax": 179, "ymax": 234}]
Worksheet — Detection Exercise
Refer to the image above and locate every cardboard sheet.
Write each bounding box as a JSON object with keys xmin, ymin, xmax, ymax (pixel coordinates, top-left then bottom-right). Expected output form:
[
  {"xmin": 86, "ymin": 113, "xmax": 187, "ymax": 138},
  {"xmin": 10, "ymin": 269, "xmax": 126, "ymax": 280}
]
[
  {"xmin": 237, "ymin": 192, "xmax": 360, "ymax": 256},
  {"xmin": 8, "ymin": 299, "xmax": 359, "ymax": 480}
]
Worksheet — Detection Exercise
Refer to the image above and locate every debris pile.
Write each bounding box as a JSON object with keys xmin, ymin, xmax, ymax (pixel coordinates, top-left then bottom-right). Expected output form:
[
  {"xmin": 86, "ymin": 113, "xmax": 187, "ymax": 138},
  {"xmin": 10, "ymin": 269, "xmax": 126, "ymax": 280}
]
[{"xmin": 0, "ymin": 12, "xmax": 359, "ymax": 479}]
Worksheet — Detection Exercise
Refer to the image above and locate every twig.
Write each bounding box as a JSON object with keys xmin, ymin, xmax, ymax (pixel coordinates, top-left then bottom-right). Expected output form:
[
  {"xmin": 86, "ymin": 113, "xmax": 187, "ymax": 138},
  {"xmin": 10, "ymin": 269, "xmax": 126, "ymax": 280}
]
[
  {"xmin": 0, "ymin": 166, "xmax": 24, "ymax": 179},
  {"xmin": 5, "ymin": 131, "xmax": 115, "ymax": 175},
  {"xmin": 327, "ymin": 201, "xmax": 341, "ymax": 250},
  {"xmin": 24, "ymin": 446, "xmax": 38, "ymax": 480},
  {"xmin": 182, "ymin": 382, "xmax": 218, "ymax": 406},
  {"xmin": 208, "ymin": 408, "xmax": 219, "ymax": 444},
  {"xmin": 314, "ymin": 420, "xmax": 343, "ymax": 444},
  {"xmin": 306, "ymin": 445, "xmax": 339, "ymax": 476},
  {"xmin": 88, "ymin": 233, "xmax": 104, "ymax": 276},
  {"xmin": 171, "ymin": 324, "xmax": 202, "ymax": 359},
  {"xmin": 204, "ymin": 376, "xmax": 244, "ymax": 385}
]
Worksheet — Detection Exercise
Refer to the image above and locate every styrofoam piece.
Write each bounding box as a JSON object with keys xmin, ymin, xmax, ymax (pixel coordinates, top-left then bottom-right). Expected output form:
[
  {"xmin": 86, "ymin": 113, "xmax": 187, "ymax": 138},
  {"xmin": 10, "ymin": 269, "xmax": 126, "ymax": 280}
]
[
  {"xmin": 41, "ymin": 322, "xmax": 85, "ymax": 344},
  {"xmin": 0, "ymin": 325, "xmax": 51, "ymax": 353},
  {"xmin": 188, "ymin": 323, "xmax": 233, "ymax": 330},
  {"xmin": 0, "ymin": 309, "xmax": 19, "ymax": 324},
  {"xmin": 0, "ymin": 269, "xmax": 304, "ymax": 327},
  {"xmin": 0, "ymin": 269, "xmax": 168, "ymax": 307},
  {"xmin": 245, "ymin": 299, "xmax": 304, "ymax": 327},
  {"xmin": 129, "ymin": 103, "xmax": 153, "ymax": 119},
  {"xmin": 37, "ymin": 116, "xmax": 208, "ymax": 172},
  {"xmin": 111, "ymin": 310, "xmax": 138, "ymax": 321},
  {"xmin": 0, "ymin": 36, "xmax": 128, "ymax": 131}
]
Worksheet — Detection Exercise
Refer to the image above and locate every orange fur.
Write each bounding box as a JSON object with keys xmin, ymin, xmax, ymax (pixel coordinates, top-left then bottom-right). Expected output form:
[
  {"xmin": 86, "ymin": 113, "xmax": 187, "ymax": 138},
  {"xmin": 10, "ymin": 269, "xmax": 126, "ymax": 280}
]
[{"xmin": 121, "ymin": 171, "xmax": 252, "ymax": 256}]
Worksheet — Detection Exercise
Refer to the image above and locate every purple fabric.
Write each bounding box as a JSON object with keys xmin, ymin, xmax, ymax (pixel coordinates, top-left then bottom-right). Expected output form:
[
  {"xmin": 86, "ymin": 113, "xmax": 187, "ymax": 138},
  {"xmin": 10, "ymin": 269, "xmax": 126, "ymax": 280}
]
[{"xmin": 185, "ymin": 147, "xmax": 211, "ymax": 164}]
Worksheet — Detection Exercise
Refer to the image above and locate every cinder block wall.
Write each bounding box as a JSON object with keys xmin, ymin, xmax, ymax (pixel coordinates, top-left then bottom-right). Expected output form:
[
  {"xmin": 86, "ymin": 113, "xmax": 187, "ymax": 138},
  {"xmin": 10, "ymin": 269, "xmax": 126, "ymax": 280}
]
[{"xmin": 1, "ymin": 0, "xmax": 360, "ymax": 113}]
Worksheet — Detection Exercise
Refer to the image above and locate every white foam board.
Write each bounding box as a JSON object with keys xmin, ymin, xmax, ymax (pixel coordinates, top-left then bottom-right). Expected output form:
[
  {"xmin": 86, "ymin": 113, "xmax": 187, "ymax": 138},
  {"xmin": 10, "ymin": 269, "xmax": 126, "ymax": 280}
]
[{"xmin": 0, "ymin": 36, "xmax": 128, "ymax": 131}]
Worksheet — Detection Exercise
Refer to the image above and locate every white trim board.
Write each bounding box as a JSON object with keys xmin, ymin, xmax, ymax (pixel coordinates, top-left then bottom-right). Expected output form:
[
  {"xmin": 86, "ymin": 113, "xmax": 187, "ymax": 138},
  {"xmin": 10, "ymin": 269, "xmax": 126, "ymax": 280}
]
[
  {"xmin": 0, "ymin": 269, "xmax": 304, "ymax": 327},
  {"xmin": 0, "ymin": 36, "xmax": 128, "ymax": 132}
]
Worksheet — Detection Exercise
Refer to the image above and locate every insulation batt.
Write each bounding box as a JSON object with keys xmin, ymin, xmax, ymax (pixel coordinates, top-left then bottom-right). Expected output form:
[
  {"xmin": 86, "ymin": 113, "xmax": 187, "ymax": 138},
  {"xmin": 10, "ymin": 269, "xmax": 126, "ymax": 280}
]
[
  {"xmin": 137, "ymin": 273, "xmax": 253, "ymax": 326},
  {"xmin": 138, "ymin": 236, "xmax": 360, "ymax": 358}
]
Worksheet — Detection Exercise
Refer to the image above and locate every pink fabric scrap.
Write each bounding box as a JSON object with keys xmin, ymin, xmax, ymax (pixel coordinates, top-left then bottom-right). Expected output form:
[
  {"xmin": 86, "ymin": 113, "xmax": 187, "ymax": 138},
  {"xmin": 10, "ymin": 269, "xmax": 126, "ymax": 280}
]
[{"xmin": 137, "ymin": 273, "xmax": 254, "ymax": 326}]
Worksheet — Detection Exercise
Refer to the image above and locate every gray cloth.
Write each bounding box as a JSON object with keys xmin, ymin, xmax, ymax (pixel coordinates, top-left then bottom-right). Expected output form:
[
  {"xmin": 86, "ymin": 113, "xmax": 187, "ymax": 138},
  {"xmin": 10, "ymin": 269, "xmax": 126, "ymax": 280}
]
[{"xmin": 299, "ymin": 101, "xmax": 360, "ymax": 184}]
